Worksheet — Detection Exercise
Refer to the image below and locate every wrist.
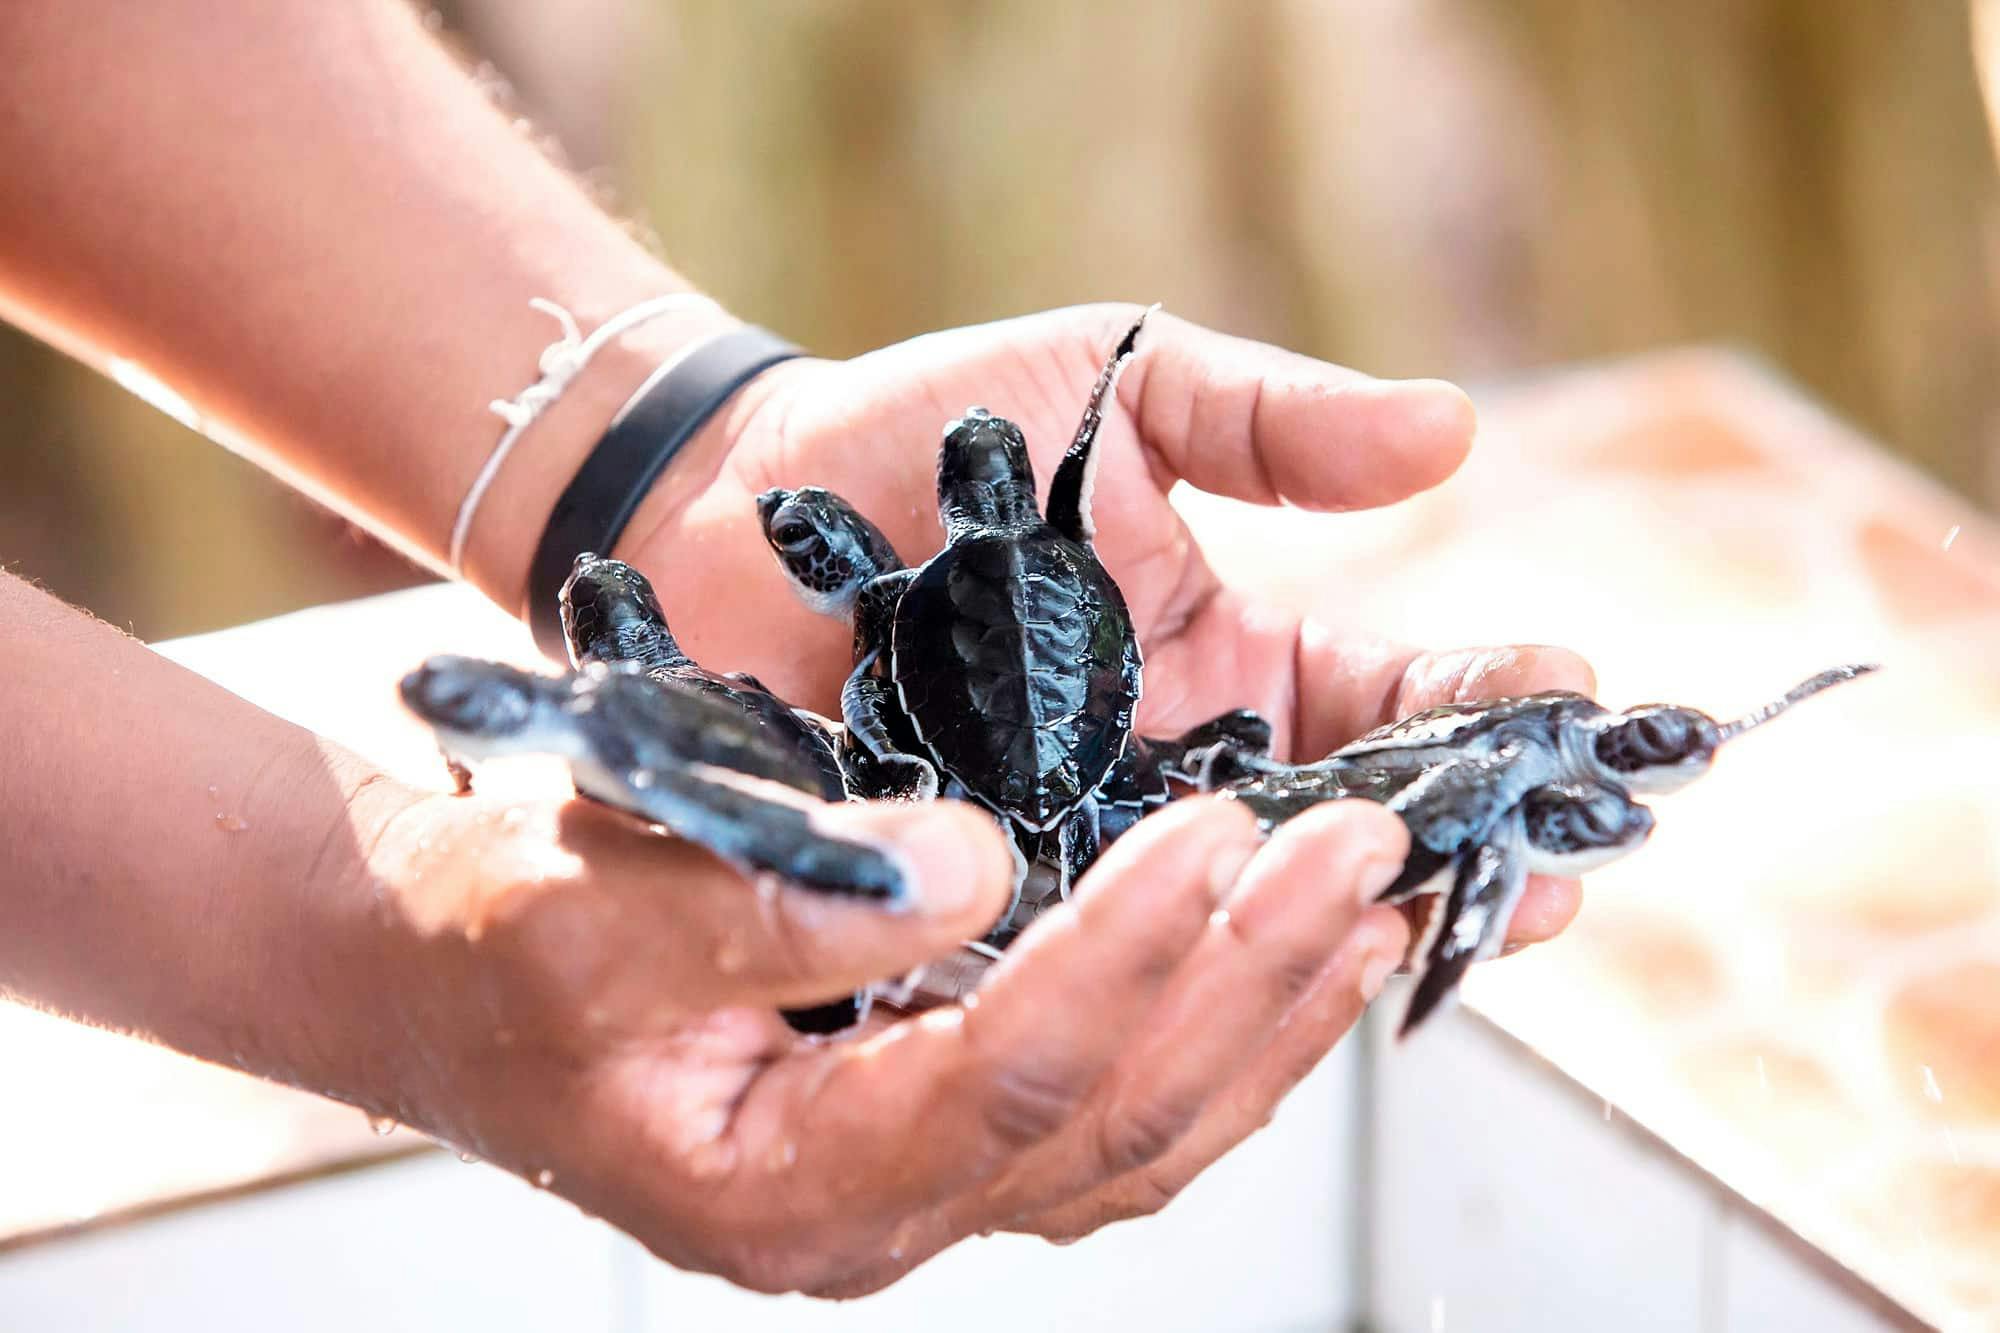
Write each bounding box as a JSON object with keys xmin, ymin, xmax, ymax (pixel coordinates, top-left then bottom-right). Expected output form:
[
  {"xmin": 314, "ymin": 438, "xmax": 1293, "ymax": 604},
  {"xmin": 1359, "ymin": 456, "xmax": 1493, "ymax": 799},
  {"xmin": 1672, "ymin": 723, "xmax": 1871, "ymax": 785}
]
[
  {"xmin": 255, "ymin": 753, "xmax": 436, "ymax": 1116},
  {"xmin": 605, "ymin": 350, "xmax": 817, "ymax": 580},
  {"xmin": 459, "ymin": 299, "xmax": 746, "ymax": 621}
]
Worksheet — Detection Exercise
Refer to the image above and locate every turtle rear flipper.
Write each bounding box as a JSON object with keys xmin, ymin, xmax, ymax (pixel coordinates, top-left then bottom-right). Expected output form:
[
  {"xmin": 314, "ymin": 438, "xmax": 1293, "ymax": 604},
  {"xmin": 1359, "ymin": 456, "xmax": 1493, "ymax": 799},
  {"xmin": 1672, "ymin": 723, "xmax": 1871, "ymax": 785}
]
[
  {"xmin": 1047, "ymin": 304, "xmax": 1156, "ymax": 546},
  {"xmin": 1398, "ymin": 812, "xmax": 1530, "ymax": 1038},
  {"xmin": 578, "ymin": 761, "xmax": 909, "ymax": 905},
  {"xmin": 780, "ymin": 991, "xmax": 873, "ymax": 1037}
]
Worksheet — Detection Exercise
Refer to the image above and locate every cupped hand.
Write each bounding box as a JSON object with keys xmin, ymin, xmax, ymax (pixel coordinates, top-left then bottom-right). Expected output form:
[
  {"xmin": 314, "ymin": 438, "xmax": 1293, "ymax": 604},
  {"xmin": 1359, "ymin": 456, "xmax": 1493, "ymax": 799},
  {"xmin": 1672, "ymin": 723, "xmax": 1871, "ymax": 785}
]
[
  {"xmin": 353, "ymin": 778, "xmax": 1412, "ymax": 1296},
  {"xmin": 620, "ymin": 303, "xmax": 1594, "ymax": 945}
]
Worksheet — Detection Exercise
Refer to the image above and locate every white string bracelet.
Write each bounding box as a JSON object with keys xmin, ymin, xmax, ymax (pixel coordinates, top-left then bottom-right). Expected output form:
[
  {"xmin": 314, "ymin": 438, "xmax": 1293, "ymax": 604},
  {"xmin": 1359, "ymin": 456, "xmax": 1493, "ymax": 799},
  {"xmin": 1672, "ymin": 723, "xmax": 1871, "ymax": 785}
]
[{"xmin": 448, "ymin": 292, "xmax": 723, "ymax": 575}]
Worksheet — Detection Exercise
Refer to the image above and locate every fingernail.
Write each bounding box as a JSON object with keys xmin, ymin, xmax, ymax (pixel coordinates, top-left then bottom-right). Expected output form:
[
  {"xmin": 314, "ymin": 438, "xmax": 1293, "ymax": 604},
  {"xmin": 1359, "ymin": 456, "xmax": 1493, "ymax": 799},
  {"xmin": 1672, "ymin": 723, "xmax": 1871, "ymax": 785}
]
[
  {"xmin": 1359, "ymin": 951, "xmax": 1398, "ymax": 1002},
  {"xmin": 1356, "ymin": 853, "xmax": 1405, "ymax": 908}
]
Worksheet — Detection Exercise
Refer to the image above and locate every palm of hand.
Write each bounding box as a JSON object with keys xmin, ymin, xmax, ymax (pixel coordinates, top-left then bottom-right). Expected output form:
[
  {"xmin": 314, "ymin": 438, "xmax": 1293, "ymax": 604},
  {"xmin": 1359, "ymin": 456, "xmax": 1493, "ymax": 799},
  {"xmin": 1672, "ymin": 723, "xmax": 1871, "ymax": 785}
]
[
  {"xmin": 629, "ymin": 304, "xmax": 1560, "ymax": 757},
  {"xmin": 524, "ymin": 304, "xmax": 1597, "ymax": 1292}
]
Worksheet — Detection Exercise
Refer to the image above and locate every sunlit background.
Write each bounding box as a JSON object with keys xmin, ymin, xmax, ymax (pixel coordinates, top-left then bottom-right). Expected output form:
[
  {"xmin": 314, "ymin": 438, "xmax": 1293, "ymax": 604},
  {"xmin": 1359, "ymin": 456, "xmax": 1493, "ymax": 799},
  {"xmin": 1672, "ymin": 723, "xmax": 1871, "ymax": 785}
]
[{"xmin": 5, "ymin": 0, "xmax": 2000, "ymax": 637}]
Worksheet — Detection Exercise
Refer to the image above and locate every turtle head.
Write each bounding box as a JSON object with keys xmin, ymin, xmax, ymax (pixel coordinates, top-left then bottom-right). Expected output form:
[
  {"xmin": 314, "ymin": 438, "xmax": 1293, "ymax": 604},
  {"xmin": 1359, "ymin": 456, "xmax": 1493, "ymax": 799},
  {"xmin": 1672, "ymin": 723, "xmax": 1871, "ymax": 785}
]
[
  {"xmin": 1589, "ymin": 664, "xmax": 1878, "ymax": 794},
  {"xmin": 1520, "ymin": 783, "xmax": 1656, "ymax": 875},
  {"xmin": 937, "ymin": 408, "xmax": 1040, "ymax": 536},
  {"xmin": 399, "ymin": 657, "xmax": 553, "ymax": 747},
  {"xmin": 757, "ymin": 486, "xmax": 900, "ymax": 615},
  {"xmin": 1589, "ymin": 704, "xmax": 1723, "ymax": 793},
  {"xmin": 558, "ymin": 553, "xmax": 684, "ymax": 671}
]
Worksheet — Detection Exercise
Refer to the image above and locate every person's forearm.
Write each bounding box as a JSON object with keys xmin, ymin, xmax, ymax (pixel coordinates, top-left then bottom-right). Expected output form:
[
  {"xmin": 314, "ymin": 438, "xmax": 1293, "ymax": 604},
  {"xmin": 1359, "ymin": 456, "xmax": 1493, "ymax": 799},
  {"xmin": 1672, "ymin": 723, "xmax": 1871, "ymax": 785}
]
[
  {"xmin": 0, "ymin": 2, "xmax": 738, "ymax": 615},
  {"xmin": 0, "ymin": 571, "xmax": 416, "ymax": 1092}
]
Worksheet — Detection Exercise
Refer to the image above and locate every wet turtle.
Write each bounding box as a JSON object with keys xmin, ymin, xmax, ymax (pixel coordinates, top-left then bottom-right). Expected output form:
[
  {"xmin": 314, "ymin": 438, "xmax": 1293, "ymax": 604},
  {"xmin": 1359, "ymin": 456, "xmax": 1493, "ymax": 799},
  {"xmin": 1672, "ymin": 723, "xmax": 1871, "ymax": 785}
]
[
  {"xmin": 560, "ymin": 552, "xmax": 848, "ymax": 803},
  {"xmin": 1208, "ymin": 664, "xmax": 1878, "ymax": 1036},
  {"xmin": 753, "ymin": 305, "xmax": 1273, "ymax": 902},
  {"xmin": 756, "ymin": 481, "xmax": 1272, "ymax": 909},
  {"xmin": 760, "ymin": 307, "xmax": 1157, "ymax": 902},
  {"xmin": 556, "ymin": 552, "xmax": 868, "ymax": 1033},
  {"xmin": 400, "ymin": 656, "xmax": 908, "ymax": 903}
]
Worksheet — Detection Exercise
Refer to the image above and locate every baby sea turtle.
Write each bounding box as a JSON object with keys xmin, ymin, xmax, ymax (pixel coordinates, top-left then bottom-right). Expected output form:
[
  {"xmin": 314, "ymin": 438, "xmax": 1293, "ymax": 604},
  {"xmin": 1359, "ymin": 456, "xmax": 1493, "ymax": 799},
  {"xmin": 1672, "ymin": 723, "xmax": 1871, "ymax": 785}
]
[
  {"xmin": 755, "ymin": 305, "xmax": 1274, "ymax": 901},
  {"xmin": 1209, "ymin": 664, "xmax": 1878, "ymax": 1036},
  {"xmin": 757, "ymin": 480, "xmax": 1272, "ymax": 919},
  {"xmin": 560, "ymin": 552, "xmax": 848, "ymax": 803},
  {"xmin": 399, "ymin": 656, "xmax": 909, "ymax": 905},
  {"xmin": 557, "ymin": 552, "xmax": 869, "ymax": 1034},
  {"xmin": 763, "ymin": 308, "xmax": 1157, "ymax": 900}
]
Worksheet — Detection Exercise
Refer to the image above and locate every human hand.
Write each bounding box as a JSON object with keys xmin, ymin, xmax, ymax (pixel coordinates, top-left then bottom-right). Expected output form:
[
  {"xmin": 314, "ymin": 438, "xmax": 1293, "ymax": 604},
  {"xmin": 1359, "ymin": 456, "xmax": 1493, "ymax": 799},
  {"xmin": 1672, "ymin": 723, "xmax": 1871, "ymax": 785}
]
[
  {"xmin": 347, "ymin": 776, "xmax": 1413, "ymax": 1295},
  {"xmin": 618, "ymin": 303, "xmax": 1594, "ymax": 948}
]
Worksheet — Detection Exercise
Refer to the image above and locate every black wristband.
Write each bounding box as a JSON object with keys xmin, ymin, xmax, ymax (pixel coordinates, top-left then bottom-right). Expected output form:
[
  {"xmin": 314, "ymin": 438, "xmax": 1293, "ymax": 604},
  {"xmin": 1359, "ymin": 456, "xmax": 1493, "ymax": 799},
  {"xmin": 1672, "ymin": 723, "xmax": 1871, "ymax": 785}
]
[{"xmin": 525, "ymin": 325, "xmax": 804, "ymax": 658}]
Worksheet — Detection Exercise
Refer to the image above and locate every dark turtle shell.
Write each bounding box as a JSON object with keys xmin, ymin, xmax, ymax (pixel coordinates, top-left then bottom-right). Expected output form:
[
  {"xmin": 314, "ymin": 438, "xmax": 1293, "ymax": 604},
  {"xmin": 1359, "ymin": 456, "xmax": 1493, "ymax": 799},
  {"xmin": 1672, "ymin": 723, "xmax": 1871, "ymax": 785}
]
[{"xmin": 890, "ymin": 532, "xmax": 1141, "ymax": 831}]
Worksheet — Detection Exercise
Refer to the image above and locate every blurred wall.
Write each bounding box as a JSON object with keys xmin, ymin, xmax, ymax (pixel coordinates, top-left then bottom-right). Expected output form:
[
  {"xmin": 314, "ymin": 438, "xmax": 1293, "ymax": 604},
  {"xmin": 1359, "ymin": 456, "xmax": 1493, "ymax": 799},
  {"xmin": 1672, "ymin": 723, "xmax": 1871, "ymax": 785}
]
[{"xmin": 3, "ymin": 0, "xmax": 1997, "ymax": 639}]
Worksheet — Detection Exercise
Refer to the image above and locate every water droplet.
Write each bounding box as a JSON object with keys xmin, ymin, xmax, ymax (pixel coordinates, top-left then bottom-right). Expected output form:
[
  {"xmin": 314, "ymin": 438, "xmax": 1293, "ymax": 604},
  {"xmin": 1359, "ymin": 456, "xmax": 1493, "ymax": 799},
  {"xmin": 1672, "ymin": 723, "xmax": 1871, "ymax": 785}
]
[
  {"xmin": 1922, "ymin": 1065, "xmax": 1945, "ymax": 1103},
  {"xmin": 959, "ymin": 992, "xmax": 981, "ymax": 1011},
  {"xmin": 366, "ymin": 1115, "xmax": 398, "ymax": 1137},
  {"xmin": 534, "ymin": 1168, "xmax": 555, "ymax": 1188},
  {"xmin": 457, "ymin": 1151, "xmax": 480, "ymax": 1164},
  {"xmin": 1942, "ymin": 524, "xmax": 1963, "ymax": 551},
  {"xmin": 889, "ymin": 1246, "xmax": 905, "ymax": 1261},
  {"xmin": 205, "ymin": 784, "xmax": 218, "ymax": 798},
  {"xmin": 214, "ymin": 813, "xmax": 250, "ymax": 833},
  {"xmin": 631, "ymin": 770, "xmax": 655, "ymax": 789},
  {"xmin": 1209, "ymin": 908, "xmax": 1232, "ymax": 928}
]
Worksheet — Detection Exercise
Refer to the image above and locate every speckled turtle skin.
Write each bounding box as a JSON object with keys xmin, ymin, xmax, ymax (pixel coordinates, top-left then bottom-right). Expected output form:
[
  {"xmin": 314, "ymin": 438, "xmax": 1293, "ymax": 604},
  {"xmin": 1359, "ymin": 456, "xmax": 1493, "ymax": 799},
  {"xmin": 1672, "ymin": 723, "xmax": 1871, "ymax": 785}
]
[
  {"xmin": 1205, "ymin": 666, "xmax": 1878, "ymax": 1036},
  {"xmin": 399, "ymin": 656, "xmax": 908, "ymax": 907}
]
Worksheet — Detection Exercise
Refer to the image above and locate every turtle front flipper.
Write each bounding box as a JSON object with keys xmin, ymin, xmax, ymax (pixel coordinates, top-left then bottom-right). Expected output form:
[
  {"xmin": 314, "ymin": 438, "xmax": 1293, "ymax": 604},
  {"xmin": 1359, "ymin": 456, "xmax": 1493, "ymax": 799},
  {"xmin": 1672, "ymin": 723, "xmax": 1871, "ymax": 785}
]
[
  {"xmin": 1382, "ymin": 738, "xmax": 1554, "ymax": 867},
  {"xmin": 1173, "ymin": 708, "xmax": 1274, "ymax": 760},
  {"xmin": 1055, "ymin": 797, "xmax": 1103, "ymax": 897},
  {"xmin": 581, "ymin": 760, "xmax": 910, "ymax": 904},
  {"xmin": 1047, "ymin": 303, "xmax": 1157, "ymax": 546},
  {"xmin": 841, "ymin": 650, "xmax": 938, "ymax": 801},
  {"xmin": 1398, "ymin": 809, "xmax": 1530, "ymax": 1038}
]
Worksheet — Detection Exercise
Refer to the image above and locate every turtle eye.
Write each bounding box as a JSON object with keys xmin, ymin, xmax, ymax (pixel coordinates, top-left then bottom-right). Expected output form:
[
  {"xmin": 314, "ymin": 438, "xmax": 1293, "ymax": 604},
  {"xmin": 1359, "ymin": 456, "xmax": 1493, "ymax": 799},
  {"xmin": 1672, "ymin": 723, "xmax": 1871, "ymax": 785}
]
[{"xmin": 773, "ymin": 521, "xmax": 818, "ymax": 551}]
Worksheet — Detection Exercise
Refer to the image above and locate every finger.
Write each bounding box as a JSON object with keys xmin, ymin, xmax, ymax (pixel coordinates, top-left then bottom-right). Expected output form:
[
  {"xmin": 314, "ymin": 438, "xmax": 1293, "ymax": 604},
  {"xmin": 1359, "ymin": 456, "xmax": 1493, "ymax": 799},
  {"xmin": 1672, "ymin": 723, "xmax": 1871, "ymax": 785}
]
[
  {"xmin": 1021, "ymin": 902, "xmax": 1412, "ymax": 1240},
  {"xmin": 1390, "ymin": 643, "xmax": 1598, "ymax": 714},
  {"xmin": 722, "ymin": 799, "xmax": 1263, "ymax": 1259},
  {"xmin": 954, "ymin": 800, "xmax": 1409, "ymax": 1231},
  {"xmin": 1121, "ymin": 308, "xmax": 1476, "ymax": 511},
  {"xmin": 521, "ymin": 798, "xmax": 1015, "ymax": 1016}
]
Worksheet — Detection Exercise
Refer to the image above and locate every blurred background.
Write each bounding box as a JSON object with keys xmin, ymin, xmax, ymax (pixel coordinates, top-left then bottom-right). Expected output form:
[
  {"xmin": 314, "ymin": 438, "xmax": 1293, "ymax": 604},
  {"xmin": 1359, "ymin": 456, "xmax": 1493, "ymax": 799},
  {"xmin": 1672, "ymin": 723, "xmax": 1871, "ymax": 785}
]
[{"xmin": 5, "ymin": 0, "xmax": 2000, "ymax": 637}]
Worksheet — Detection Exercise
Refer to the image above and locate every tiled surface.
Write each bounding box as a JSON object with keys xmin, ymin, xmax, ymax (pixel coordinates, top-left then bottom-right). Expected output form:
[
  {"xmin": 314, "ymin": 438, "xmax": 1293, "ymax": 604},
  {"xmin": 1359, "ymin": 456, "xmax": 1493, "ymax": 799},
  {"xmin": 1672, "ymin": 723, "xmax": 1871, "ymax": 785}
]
[{"xmin": 1190, "ymin": 348, "xmax": 2000, "ymax": 1332}]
